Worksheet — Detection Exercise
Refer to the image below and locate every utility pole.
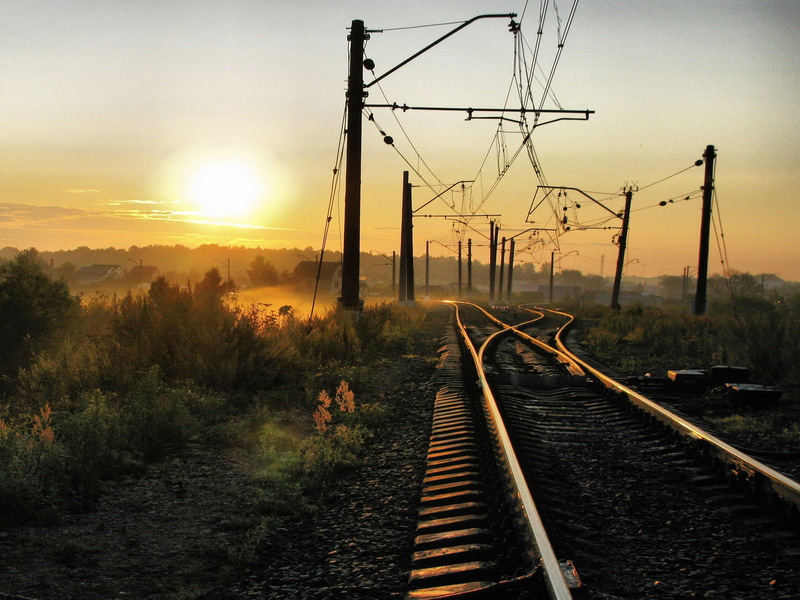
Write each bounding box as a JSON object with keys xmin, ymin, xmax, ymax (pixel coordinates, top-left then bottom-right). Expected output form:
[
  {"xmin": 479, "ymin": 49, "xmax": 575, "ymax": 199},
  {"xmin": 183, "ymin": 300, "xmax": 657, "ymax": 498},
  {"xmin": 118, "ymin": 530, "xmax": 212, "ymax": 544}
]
[
  {"xmin": 694, "ymin": 144, "xmax": 716, "ymax": 316},
  {"xmin": 457, "ymin": 240, "xmax": 463, "ymax": 298},
  {"xmin": 682, "ymin": 266, "xmax": 688, "ymax": 301},
  {"xmin": 489, "ymin": 221, "xmax": 499, "ymax": 301},
  {"xmin": 425, "ymin": 241, "xmax": 430, "ymax": 298},
  {"xmin": 467, "ymin": 239, "xmax": 473, "ymax": 298},
  {"xmin": 549, "ymin": 250, "xmax": 555, "ymax": 304},
  {"xmin": 399, "ymin": 171, "xmax": 410, "ymax": 303},
  {"xmin": 488, "ymin": 222, "xmax": 495, "ymax": 301},
  {"xmin": 498, "ymin": 237, "xmax": 506, "ymax": 302},
  {"xmin": 610, "ymin": 187, "xmax": 634, "ymax": 310},
  {"xmin": 392, "ymin": 250, "xmax": 396, "ymax": 294},
  {"xmin": 405, "ymin": 176, "xmax": 415, "ymax": 303},
  {"xmin": 507, "ymin": 237, "xmax": 515, "ymax": 302},
  {"xmin": 341, "ymin": 20, "xmax": 368, "ymax": 310}
]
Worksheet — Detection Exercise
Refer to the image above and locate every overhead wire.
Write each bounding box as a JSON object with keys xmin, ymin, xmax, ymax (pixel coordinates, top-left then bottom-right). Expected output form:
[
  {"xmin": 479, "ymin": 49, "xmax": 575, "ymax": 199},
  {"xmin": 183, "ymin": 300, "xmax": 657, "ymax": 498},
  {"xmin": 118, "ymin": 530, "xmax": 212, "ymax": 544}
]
[
  {"xmin": 346, "ymin": 5, "xmax": 582, "ymax": 264},
  {"xmin": 535, "ymin": 0, "xmax": 578, "ymax": 123},
  {"xmin": 364, "ymin": 59, "xmax": 448, "ymax": 190},
  {"xmin": 361, "ymin": 106, "xmax": 454, "ymax": 209},
  {"xmin": 309, "ymin": 101, "xmax": 348, "ymax": 327},
  {"xmin": 379, "ymin": 20, "xmax": 469, "ymax": 32},
  {"xmin": 638, "ymin": 162, "xmax": 704, "ymax": 191}
]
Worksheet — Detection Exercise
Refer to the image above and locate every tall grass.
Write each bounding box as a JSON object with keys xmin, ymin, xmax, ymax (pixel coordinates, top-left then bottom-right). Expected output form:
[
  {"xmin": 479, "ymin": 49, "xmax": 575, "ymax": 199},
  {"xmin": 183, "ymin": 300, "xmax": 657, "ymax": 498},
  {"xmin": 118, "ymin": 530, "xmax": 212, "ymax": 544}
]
[
  {"xmin": 583, "ymin": 297, "xmax": 800, "ymax": 385},
  {"xmin": 0, "ymin": 276, "xmax": 443, "ymax": 525}
]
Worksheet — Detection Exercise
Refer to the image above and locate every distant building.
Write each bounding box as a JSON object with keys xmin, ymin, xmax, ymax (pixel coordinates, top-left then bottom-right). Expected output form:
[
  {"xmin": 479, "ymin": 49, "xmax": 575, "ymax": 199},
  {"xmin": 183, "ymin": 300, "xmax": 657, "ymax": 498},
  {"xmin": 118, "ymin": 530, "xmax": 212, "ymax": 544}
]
[
  {"xmin": 292, "ymin": 261, "xmax": 343, "ymax": 295},
  {"xmin": 73, "ymin": 264, "xmax": 125, "ymax": 284}
]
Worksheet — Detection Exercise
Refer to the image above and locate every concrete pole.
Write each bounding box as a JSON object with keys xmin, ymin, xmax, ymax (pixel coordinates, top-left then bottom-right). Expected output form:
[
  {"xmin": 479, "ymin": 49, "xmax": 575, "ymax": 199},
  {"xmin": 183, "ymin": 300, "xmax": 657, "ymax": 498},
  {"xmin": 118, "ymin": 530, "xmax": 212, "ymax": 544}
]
[
  {"xmin": 507, "ymin": 237, "xmax": 515, "ymax": 302},
  {"xmin": 405, "ymin": 177, "xmax": 415, "ymax": 303},
  {"xmin": 341, "ymin": 20, "xmax": 367, "ymax": 309},
  {"xmin": 498, "ymin": 237, "xmax": 506, "ymax": 302},
  {"xmin": 611, "ymin": 188, "xmax": 633, "ymax": 310},
  {"xmin": 467, "ymin": 238, "xmax": 473, "ymax": 298},
  {"xmin": 694, "ymin": 144, "xmax": 716, "ymax": 316},
  {"xmin": 425, "ymin": 241, "xmax": 430, "ymax": 298},
  {"xmin": 399, "ymin": 172, "xmax": 409, "ymax": 303},
  {"xmin": 457, "ymin": 240, "xmax": 463, "ymax": 298}
]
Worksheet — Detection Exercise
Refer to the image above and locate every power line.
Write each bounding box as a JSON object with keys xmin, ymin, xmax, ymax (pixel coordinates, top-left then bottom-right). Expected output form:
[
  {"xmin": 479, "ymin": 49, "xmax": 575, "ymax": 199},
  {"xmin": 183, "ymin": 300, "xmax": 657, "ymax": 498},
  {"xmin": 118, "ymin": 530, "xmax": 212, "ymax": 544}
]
[
  {"xmin": 377, "ymin": 20, "xmax": 471, "ymax": 32},
  {"xmin": 638, "ymin": 160, "xmax": 704, "ymax": 191}
]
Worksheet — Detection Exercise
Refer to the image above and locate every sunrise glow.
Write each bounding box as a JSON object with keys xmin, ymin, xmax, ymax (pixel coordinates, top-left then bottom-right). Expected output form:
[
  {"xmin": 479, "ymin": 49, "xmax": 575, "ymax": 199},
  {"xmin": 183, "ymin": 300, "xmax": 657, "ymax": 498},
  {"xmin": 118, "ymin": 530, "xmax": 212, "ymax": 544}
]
[{"xmin": 188, "ymin": 161, "xmax": 263, "ymax": 217}]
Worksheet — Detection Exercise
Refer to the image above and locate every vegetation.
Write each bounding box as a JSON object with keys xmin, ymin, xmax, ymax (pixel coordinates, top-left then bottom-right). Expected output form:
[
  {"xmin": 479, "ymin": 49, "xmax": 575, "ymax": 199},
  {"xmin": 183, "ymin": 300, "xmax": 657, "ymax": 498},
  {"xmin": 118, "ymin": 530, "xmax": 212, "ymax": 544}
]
[
  {"xmin": 247, "ymin": 255, "xmax": 284, "ymax": 286},
  {"xmin": 0, "ymin": 249, "xmax": 80, "ymax": 377},
  {"xmin": 0, "ymin": 251, "xmax": 445, "ymax": 533},
  {"xmin": 578, "ymin": 291, "xmax": 800, "ymax": 448},
  {"xmin": 581, "ymin": 296, "xmax": 800, "ymax": 385}
]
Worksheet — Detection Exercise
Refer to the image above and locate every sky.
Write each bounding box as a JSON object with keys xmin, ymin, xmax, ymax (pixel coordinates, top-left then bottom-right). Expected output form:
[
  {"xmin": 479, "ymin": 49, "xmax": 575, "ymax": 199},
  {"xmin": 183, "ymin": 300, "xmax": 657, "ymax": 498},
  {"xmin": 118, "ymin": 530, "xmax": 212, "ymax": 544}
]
[{"xmin": 2, "ymin": 1, "xmax": 799, "ymax": 280}]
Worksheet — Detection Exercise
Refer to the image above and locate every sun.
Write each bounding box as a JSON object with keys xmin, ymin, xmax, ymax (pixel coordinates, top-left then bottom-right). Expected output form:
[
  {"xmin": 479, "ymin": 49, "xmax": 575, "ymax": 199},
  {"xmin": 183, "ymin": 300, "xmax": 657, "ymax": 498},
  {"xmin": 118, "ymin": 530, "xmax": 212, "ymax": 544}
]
[{"xmin": 188, "ymin": 161, "xmax": 262, "ymax": 217}]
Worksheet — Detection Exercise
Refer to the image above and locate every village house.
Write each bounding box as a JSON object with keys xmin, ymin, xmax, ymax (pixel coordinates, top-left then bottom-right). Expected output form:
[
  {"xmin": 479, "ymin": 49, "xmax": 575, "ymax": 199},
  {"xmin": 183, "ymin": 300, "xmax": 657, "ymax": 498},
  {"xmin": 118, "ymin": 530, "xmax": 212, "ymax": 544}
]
[
  {"xmin": 292, "ymin": 261, "xmax": 342, "ymax": 296},
  {"xmin": 72, "ymin": 264, "xmax": 125, "ymax": 285}
]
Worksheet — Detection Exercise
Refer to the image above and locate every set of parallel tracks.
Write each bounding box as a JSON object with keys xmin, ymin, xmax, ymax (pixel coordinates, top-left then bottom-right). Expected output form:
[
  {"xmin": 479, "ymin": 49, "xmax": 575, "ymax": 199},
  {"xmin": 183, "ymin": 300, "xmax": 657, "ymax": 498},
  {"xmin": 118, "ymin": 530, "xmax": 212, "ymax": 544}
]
[{"xmin": 407, "ymin": 302, "xmax": 800, "ymax": 599}]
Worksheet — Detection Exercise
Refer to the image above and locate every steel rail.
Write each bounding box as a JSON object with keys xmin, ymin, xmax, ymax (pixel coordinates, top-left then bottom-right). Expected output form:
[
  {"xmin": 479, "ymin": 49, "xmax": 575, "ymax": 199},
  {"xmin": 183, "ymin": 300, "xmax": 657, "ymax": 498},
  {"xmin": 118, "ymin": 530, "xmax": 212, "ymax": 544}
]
[
  {"xmin": 478, "ymin": 303, "xmax": 584, "ymax": 377},
  {"xmin": 446, "ymin": 301, "xmax": 574, "ymax": 600},
  {"xmin": 543, "ymin": 306, "xmax": 800, "ymax": 516}
]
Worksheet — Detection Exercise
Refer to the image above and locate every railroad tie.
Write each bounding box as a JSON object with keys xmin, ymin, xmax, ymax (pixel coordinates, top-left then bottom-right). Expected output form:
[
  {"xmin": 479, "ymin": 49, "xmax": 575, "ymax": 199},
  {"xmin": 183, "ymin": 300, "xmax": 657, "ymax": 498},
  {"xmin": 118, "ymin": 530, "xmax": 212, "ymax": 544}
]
[{"xmin": 406, "ymin": 382, "xmax": 498, "ymax": 598}]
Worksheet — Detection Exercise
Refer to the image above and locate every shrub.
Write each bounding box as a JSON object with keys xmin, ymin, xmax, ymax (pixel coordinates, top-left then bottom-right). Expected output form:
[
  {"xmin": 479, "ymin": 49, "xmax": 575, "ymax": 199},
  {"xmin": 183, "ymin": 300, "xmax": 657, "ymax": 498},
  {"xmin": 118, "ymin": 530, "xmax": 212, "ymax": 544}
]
[
  {"xmin": 0, "ymin": 405, "xmax": 70, "ymax": 523},
  {"xmin": 0, "ymin": 249, "xmax": 79, "ymax": 381},
  {"xmin": 1, "ymin": 293, "xmax": 442, "ymax": 526},
  {"xmin": 583, "ymin": 301, "xmax": 800, "ymax": 385}
]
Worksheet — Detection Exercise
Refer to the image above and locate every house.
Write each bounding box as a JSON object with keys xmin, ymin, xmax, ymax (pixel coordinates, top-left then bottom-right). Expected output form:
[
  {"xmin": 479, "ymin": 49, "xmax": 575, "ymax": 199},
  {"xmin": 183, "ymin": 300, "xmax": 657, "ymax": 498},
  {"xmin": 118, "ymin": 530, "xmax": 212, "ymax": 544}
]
[
  {"xmin": 72, "ymin": 264, "xmax": 125, "ymax": 284},
  {"xmin": 292, "ymin": 261, "xmax": 343, "ymax": 295}
]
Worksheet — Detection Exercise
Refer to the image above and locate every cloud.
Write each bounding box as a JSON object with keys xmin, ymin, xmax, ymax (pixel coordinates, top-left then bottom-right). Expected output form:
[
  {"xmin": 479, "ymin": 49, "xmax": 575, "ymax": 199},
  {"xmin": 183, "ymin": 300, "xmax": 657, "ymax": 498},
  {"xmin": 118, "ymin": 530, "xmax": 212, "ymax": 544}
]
[
  {"xmin": 0, "ymin": 202, "xmax": 93, "ymax": 223},
  {"xmin": 106, "ymin": 199, "xmax": 160, "ymax": 205},
  {"xmin": 0, "ymin": 201, "xmax": 311, "ymax": 252},
  {"xmin": 63, "ymin": 189, "xmax": 100, "ymax": 194}
]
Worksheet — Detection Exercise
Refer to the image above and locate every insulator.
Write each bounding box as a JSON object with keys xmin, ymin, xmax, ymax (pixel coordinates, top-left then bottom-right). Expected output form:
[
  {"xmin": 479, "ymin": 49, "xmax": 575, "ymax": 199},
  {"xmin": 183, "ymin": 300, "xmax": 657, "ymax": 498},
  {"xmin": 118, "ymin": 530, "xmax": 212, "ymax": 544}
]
[
  {"xmin": 659, "ymin": 201, "xmax": 667, "ymax": 206},
  {"xmin": 363, "ymin": 58, "xmax": 375, "ymax": 70},
  {"xmin": 383, "ymin": 135, "xmax": 394, "ymax": 145},
  {"xmin": 695, "ymin": 159, "xmax": 704, "ymax": 166}
]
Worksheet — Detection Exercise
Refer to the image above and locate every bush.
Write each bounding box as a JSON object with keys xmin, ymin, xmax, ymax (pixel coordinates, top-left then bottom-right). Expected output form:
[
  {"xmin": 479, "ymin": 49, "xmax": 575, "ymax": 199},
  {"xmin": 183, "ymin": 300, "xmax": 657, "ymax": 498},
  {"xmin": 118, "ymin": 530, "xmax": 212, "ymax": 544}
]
[
  {"xmin": 583, "ymin": 301, "xmax": 800, "ymax": 385},
  {"xmin": 1, "ymin": 294, "xmax": 442, "ymax": 525},
  {"xmin": 0, "ymin": 405, "xmax": 70, "ymax": 522},
  {"xmin": 0, "ymin": 249, "xmax": 79, "ymax": 381}
]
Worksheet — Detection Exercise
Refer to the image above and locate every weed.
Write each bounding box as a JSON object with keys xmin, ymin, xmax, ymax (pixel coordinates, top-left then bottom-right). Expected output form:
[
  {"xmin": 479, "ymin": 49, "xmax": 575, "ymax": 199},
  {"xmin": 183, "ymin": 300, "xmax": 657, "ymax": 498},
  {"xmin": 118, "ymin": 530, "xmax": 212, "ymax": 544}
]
[{"xmin": 1, "ymin": 295, "xmax": 441, "ymax": 527}]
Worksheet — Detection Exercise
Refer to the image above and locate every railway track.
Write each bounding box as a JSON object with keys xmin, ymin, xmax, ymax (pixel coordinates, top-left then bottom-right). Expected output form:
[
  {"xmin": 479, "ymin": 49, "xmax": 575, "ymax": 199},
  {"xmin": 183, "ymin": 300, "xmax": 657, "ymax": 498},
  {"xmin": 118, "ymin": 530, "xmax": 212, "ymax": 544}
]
[{"xmin": 407, "ymin": 302, "xmax": 800, "ymax": 599}]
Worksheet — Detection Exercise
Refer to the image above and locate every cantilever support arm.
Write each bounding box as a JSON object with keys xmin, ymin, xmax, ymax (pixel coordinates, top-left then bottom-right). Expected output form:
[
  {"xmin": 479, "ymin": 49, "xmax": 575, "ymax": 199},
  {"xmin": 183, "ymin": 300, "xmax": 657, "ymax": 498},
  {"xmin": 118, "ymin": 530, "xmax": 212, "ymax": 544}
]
[
  {"xmin": 535, "ymin": 186, "xmax": 621, "ymax": 219},
  {"xmin": 365, "ymin": 13, "xmax": 516, "ymax": 89}
]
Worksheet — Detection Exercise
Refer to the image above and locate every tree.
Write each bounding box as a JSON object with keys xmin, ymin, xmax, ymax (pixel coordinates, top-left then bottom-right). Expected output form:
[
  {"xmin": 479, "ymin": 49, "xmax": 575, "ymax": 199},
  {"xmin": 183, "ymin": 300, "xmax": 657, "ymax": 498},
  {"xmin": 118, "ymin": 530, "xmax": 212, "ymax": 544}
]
[
  {"xmin": 54, "ymin": 261, "xmax": 76, "ymax": 280},
  {"xmin": 557, "ymin": 269, "xmax": 585, "ymax": 286},
  {"xmin": 247, "ymin": 255, "xmax": 279, "ymax": 286},
  {"xmin": 195, "ymin": 267, "xmax": 225, "ymax": 296},
  {"xmin": 0, "ymin": 248, "xmax": 79, "ymax": 375},
  {"xmin": 658, "ymin": 275, "xmax": 685, "ymax": 299}
]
